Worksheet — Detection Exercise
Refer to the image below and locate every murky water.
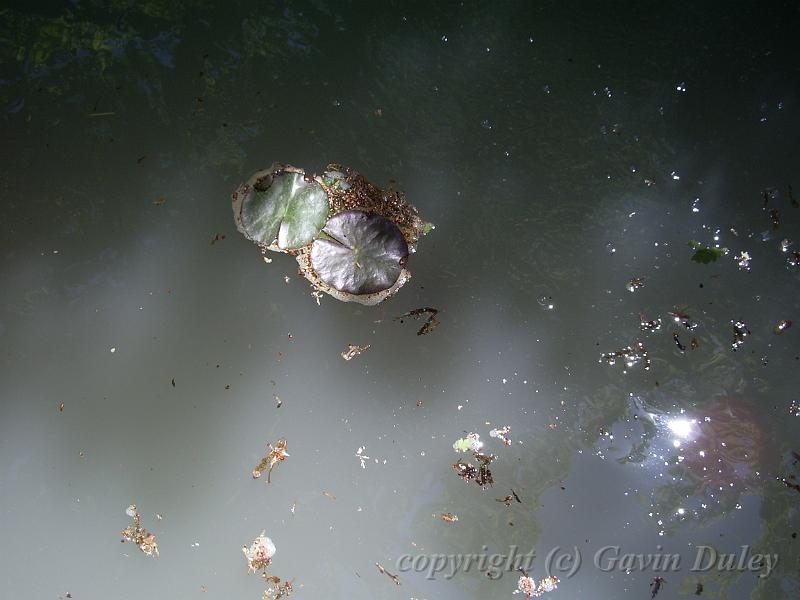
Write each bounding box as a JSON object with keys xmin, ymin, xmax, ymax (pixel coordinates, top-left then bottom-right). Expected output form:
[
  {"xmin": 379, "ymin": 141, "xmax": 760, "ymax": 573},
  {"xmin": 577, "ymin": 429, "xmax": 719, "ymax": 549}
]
[{"xmin": 1, "ymin": 2, "xmax": 799, "ymax": 599}]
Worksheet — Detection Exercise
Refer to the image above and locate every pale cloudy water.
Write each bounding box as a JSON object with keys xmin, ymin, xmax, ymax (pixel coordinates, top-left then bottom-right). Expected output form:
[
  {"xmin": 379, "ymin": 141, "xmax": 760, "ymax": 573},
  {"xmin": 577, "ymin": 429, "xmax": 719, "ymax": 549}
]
[{"xmin": 1, "ymin": 2, "xmax": 799, "ymax": 599}]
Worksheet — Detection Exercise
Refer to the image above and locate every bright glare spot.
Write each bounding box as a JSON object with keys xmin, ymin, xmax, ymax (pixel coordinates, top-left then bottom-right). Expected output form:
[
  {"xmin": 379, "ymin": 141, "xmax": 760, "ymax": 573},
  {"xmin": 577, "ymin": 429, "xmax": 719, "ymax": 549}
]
[{"xmin": 668, "ymin": 418, "xmax": 693, "ymax": 438}]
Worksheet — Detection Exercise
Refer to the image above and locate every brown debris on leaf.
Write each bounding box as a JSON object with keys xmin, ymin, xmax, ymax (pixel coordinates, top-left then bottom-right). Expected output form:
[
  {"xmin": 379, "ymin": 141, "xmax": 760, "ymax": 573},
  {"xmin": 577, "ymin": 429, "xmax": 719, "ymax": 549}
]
[
  {"xmin": 395, "ymin": 307, "xmax": 440, "ymax": 335},
  {"xmin": 253, "ymin": 439, "xmax": 289, "ymax": 483},
  {"xmin": 341, "ymin": 343, "xmax": 370, "ymax": 361},
  {"xmin": 375, "ymin": 563, "xmax": 401, "ymax": 585},
  {"xmin": 318, "ymin": 164, "xmax": 429, "ymax": 250},
  {"xmin": 121, "ymin": 504, "xmax": 159, "ymax": 557}
]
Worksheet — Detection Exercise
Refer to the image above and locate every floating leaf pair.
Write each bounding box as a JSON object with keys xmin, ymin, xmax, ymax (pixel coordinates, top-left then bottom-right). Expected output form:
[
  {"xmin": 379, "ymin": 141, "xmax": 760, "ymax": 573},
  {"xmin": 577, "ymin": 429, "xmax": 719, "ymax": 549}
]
[{"xmin": 233, "ymin": 163, "xmax": 432, "ymax": 305}]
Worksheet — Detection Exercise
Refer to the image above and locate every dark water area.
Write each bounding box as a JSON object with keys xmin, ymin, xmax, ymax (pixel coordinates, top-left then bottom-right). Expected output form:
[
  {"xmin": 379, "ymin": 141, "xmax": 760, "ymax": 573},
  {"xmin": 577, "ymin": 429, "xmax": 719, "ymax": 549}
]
[{"xmin": 1, "ymin": 2, "xmax": 799, "ymax": 599}]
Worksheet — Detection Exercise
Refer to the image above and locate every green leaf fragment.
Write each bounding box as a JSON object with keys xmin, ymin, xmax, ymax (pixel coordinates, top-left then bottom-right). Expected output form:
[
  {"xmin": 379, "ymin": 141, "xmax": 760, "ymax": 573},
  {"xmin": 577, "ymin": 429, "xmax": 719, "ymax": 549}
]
[
  {"xmin": 688, "ymin": 241, "xmax": 726, "ymax": 264},
  {"xmin": 452, "ymin": 438, "xmax": 474, "ymax": 452}
]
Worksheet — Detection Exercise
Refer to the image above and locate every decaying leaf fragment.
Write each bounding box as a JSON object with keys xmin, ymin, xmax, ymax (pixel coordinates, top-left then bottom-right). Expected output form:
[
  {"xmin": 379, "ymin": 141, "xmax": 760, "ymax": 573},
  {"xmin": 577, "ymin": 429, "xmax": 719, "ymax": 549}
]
[
  {"xmin": 490, "ymin": 426, "xmax": 512, "ymax": 446},
  {"xmin": 496, "ymin": 489, "xmax": 523, "ymax": 506},
  {"xmin": 453, "ymin": 452, "xmax": 496, "ymax": 489},
  {"xmin": 441, "ymin": 513, "xmax": 459, "ymax": 523},
  {"xmin": 639, "ymin": 313, "xmax": 661, "ymax": 332},
  {"xmin": 514, "ymin": 571, "xmax": 559, "ymax": 598},
  {"xmin": 626, "ymin": 277, "xmax": 645, "ymax": 292},
  {"xmin": 375, "ymin": 562, "xmax": 401, "ymax": 585},
  {"xmin": 253, "ymin": 439, "xmax": 289, "ymax": 483},
  {"xmin": 394, "ymin": 307, "xmax": 440, "ymax": 335},
  {"xmin": 341, "ymin": 343, "xmax": 370, "ymax": 361},
  {"xmin": 731, "ymin": 320, "xmax": 751, "ymax": 351},
  {"xmin": 600, "ymin": 341, "xmax": 650, "ymax": 370},
  {"xmin": 121, "ymin": 504, "xmax": 159, "ymax": 557},
  {"xmin": 668, "ymin": 310, "xmax": 699, "ymax": 330},
  {"xmin": 263, "ymin": 577, "xmax": 294, "ymax": 600},
  {"xmin": 243, "ymin": 530, "xmax": 276, "ymax": 574},
  {"xmin": 774, "ymin": 319, "xmax": 792, "ymax": 335}
]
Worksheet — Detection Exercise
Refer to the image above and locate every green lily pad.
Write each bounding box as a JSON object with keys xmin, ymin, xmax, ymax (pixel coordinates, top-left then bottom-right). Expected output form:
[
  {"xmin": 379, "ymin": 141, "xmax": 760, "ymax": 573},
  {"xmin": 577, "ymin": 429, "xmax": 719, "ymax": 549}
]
[
  {"xmin": 235, "ymin": 168, "xmax": 329, "ymax": 250},
  {"xmin": 310, "ymin": 210, "xmax": 409, "ymax": 295}
]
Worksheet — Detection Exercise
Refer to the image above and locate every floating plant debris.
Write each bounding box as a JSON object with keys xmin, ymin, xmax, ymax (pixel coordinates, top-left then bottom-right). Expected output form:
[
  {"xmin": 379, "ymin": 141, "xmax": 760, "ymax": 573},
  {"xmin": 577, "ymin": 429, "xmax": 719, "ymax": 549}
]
[
  {"xmin": 341, "ymin": 343, "xmax": 370, "ymax": 361},
  {"xmin": 243, "ymin": 530, "xmax": 276, "ymax": 574},
  {"xmin": 690, "ymin": 337, "xmax": 699, "ymax": 350},
  {"xmin": 668, "ymin": 310, "xmax": 698, "ymax": 330},
  {"xmin": 489, "ymin": 426, "xmax": 512, "ymax": 446},
  {"xmin": 673, "ymin": 332, "xmax": 686, "ymax": 353},
  {"xmin": 375, "ymin": 563, "xmax": 401, "ymax": 585},
  {"xmin": 774, "ymin": 319, "xmax": 792, "ymax": 335},
  {"xmin": 689, "ymin": 241, "xmax": 726, "ymax": 264},
  {"xmin": 355, "ymin": 446, "xmax": 369, "ymax": 468},
  {"xmin": 394, "ymin": 307, "xmax": 440, "ymax": 335},
  {"xmin": 58, "ymin": 401, "xmax": 64, "ymax": 412},
  {"xmin": 441, "ymin": 513, "xmax": 459, "ymax": 523},
  {"xmin": 454, "ymin": 452, "xmax": 495, "ymax": 489},
  {"xmin": 650, "ymin": 576, "xmax": 665, "ymax": 598},
  {"xmin": 734, "ymin": 251, "xmax": 752, "ymax": 270},
  {"xmin": 731, "ymin": 320, "xmax": 751, "ymax": 351},
  {"xmin": 496, "ymin": 489, "xmax": 522, "ymax": 506},
  {"xmin": 626, "ymin": 277, "xmax": 645, "ymax": 292},
  {"xmin": 252, "ymin": 439, "xmax": 289, "ymax": 483},
  {"xmin": 453, "ymin": 432, "xmax": 483, "ymax": 453},
  {"xmin": 769, "ymin": 208, "xmax": 781, "ymax": 230},
  {"xmin": 263, "ymin": 577, "xmax": 294, "ymax": 600},
  {"xmin": 121, "ymin": 504, "xmax": 159, "ymax": 557},
  {"xmin": 233, "ymin": 163, "xmax": 431, "ymax": 305},
  {"xmin": 514, "ymin": 572, "xmax": 559, "ymax": 598},
  {"xmin": 210, "ymin": 233, "xmax": 225, "ymax": 245},
  {"xmin": 639, "ymin": 313, "xmax": 662, "ymax": 332},
  {"xmin": 600, "ymin": 341, "xmax": 650, "ymax": 370}
]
